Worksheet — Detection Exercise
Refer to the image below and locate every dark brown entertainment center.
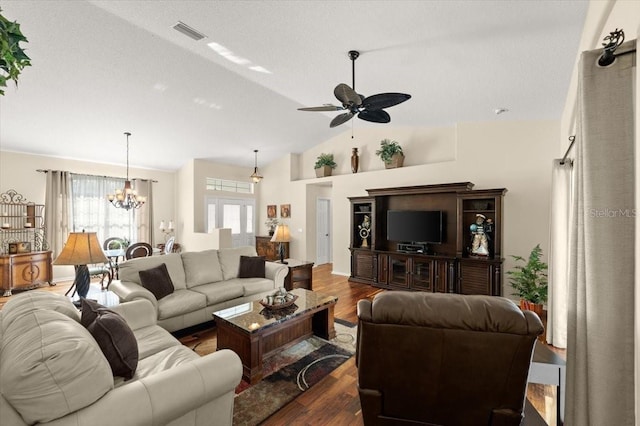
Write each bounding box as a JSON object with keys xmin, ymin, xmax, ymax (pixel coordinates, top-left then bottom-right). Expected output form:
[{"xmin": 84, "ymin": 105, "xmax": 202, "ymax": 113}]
[{"xmin": 349, "ymin": 182, "xmax": 506, "ymax": 296}]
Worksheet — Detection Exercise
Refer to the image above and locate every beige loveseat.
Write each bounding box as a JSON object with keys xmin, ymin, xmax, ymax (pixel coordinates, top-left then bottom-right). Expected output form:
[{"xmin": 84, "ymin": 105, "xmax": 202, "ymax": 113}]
[
  {"xmin": 0, "ymin": 291, "xmax": 242, "ymax": 426},
  {"xmin": 110, "ymin": 246, "xmax": 289, "ymax": 332}
]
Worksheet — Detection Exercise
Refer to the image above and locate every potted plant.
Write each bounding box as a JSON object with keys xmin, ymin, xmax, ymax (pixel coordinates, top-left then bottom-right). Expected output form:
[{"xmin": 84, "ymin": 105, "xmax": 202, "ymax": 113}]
[
  {"xmin": 375, "ymin": 139, "xmax": 404, "ymax": 169},
  {"xmin": 314, "ymin": 153, "xmax": 337, "ymax": 177},
  {"xmin": 506, "ymin": 244, "xmax": 548, "ymax": 315},
  {"xmin": 0, "ymin": 8, "xmax": 31, "ymax": 96},
  {"xmin": 265, "ymin": 218, "xmax": 279, "ymax": 236}
]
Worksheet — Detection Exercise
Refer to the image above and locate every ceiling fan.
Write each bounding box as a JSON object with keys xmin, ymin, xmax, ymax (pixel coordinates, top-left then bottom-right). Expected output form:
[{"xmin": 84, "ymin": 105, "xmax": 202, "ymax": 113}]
[{"xmin": 298, "ymin": 50, "xmax": 411, "ymax": 128}]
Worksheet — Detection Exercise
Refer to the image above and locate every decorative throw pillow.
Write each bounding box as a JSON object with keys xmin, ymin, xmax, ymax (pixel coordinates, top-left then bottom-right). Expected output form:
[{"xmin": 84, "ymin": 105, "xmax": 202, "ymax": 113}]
[
  {"xmin": 79, "ymin": 298, "xmax": 138, "ymax": 380},
  {"xmin": 238, "ymin": 255, "xmax": 266, "ymax": 278},
  {"xmin": 138, "ymin": 263, "xmax": 174, "ymax": 300},
  {"xmin": 80, "ymin": 298, "xmax": 111, "ymax": 327}
]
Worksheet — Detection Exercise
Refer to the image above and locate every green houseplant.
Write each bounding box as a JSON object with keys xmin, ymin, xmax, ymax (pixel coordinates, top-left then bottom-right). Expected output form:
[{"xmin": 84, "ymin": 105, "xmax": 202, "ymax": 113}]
[
  {"xmin": 314, "ymin": 153, "xmax": 337, "ymax": 177},
  {"xmin": 0, "ymin": 8, "xmax": 31, "ymax": 96},
  {"xmin": 375, "ymin": 139, "xmax": 404, "ymax": 169},
  {"xmin": 507, "ymin": 244, "xmax": 548, "ymax": 314}
]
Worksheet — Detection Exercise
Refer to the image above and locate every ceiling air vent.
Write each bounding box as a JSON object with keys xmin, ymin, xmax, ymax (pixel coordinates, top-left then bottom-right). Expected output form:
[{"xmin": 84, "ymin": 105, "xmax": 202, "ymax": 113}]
[{"xmin": 172, "ymin": 21, "xmax": 207, "ymax": 41}]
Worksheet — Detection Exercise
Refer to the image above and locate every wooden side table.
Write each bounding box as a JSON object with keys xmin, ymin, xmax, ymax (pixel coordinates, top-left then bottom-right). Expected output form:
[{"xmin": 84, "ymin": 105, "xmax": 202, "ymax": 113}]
[{"xmin": 280, "ymin": 259, "xmax": 314, "ymax": 291}]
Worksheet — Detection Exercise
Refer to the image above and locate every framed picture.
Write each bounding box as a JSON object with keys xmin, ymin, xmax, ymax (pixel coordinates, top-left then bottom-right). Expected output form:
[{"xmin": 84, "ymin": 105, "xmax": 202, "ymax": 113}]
[
  {"xmin": 9, "ymin": 242, "xmax": 31, "ymax": 254},
  {"xmin": 267, "ymin": 205, "xmax": 277, "ymax": 218},
  {"xmin": 280, "ymin": 204, "xmax": 291, "ymax": 218}
]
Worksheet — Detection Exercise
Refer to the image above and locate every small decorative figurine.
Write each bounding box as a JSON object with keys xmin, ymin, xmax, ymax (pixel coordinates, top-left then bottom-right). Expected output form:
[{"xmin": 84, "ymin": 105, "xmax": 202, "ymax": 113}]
[
  {"xmin": 358, "ymin": 215, "xmax": 371, "ymax": 248},
  {"xmin": 470, "ymin": 214, "xmax": 491, "ymax": 256}
]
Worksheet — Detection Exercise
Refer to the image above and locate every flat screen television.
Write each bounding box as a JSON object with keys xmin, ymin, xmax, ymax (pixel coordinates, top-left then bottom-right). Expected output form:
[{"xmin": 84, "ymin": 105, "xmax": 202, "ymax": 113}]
[{"xmin": 387, "ymin": 210, "xmax": 444, "ymax": 244}]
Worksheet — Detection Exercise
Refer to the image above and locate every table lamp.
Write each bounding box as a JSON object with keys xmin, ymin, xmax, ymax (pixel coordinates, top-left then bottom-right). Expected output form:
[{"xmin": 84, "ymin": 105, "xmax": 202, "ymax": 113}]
[
  {"xmin": 270, "ymin": 224, "xmax": 290, "ymax": 264},
  {"xmin": 54, "ymin": 231, "xmax": 108, "ymax": 302}
]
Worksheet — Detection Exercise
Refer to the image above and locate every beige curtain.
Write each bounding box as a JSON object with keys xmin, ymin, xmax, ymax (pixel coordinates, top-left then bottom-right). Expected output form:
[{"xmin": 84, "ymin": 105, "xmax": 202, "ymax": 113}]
[
  {"xmin": 566, "ymin": 40, "xmax": 636, "ymax": 425},
  {"xmin": 133, "ymin": 178, "xmax": 154, "ymax": 244},
  {"xmin": 547, "ymin": 159, "xmax": 572, "ymax": 348},
  {"xmin": 44, "ymin": 171, "xmax": 71, "ymax": 258}
]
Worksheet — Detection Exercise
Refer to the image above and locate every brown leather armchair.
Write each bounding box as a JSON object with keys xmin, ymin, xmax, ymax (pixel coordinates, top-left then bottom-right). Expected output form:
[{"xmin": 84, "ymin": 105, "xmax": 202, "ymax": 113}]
[{"xmin": 356, "ymin": 292, "xmax": 543, "ymax": 426}]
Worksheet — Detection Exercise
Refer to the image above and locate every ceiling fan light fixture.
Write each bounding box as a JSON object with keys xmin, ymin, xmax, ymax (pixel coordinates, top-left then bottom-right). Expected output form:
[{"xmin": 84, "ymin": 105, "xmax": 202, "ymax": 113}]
[
  {"xmin": 298, "ymin": 50, "xmax": 411, "ymax": 128},
  {"xmin": 250, "ymin": 149, "xmax": 263, "ymax": 183}
]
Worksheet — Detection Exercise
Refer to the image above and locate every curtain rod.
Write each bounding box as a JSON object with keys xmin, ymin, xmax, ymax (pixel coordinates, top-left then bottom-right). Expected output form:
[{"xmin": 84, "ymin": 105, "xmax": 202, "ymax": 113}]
[
  {"xmin": 36, "ymin": 169, "xmax": 158, "ymax": 183},
  {"xmin": 598, "ymin": 28, "xmax": 636, "ymax": 66},
  {"xmin": 560, "ymin": 136, "xmax": 576, "ymax": 165}
]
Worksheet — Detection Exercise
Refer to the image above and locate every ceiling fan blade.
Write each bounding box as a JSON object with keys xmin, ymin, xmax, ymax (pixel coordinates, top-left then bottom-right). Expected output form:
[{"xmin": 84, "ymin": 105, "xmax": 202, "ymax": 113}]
[
  {"xmin": 358, "ymin": 109, "xmax": 391, "ymax": 124},
  {"xmin": 361, "ymin": 93, "xmax": 411, "ymax": 111},
  {"xmin": 334, "ymin": 83, "xmax": 362, "ymax": 107},
  {"xmin": 330, "ymin": 112, "xmax": 354, "ymax": 128},
  {"xmin": 298, "ymin": 105, "xmax": 344, "ymax": 112}
]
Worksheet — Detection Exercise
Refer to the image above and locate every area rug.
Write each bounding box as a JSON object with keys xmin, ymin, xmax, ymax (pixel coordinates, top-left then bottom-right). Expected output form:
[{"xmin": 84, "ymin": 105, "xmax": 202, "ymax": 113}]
[{"xmin": 232, "ymin": 322, "xmax": 357, "ymax": 426}]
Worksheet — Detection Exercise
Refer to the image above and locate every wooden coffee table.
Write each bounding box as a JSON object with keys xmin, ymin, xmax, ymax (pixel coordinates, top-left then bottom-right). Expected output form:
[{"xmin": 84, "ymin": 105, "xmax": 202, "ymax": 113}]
[{"xmin": 212, "ymin": 288, "xmax": 337, "ymax": 384}]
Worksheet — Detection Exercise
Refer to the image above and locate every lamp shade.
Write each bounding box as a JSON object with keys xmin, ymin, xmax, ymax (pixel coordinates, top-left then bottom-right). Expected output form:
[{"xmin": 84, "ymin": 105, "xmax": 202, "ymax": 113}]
[
  {"xmin": 270, "ymin": 225, "xmax": 290, "ymax": 243},
  {"xmin": 54, "ymin": 232, "xmax": 108, "ymax": 265}
]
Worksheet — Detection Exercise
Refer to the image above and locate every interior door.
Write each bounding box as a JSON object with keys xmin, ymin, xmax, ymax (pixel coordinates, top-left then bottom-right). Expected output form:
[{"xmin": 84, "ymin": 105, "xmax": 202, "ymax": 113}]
[
  {"xmin": 316, "ymin": 198, "xmax": 331, "ymax": 265},
  {"xmin": 206, "ymin": 197, "xmax": 255, "ymax": 247}
]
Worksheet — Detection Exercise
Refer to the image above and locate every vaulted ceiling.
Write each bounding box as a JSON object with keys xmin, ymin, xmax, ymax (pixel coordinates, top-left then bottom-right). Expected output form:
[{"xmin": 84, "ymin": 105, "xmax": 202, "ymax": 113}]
[{"xmin": 0, "ymin": 1, "xmax": 588, "ymax": 171}]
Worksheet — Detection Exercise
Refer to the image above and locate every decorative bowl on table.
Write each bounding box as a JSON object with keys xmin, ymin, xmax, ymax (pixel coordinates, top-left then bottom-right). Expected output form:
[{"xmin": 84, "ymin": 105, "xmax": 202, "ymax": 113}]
[{"xmin": 259, "ymin": 288, "xmax": 298, "ymax": 310}]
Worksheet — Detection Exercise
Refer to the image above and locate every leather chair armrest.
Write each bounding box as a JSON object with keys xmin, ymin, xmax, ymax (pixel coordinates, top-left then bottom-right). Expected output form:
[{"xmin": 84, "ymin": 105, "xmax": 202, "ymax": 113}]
[
  {"xmin": 46, "ymin": 350, "xmax": 242, "ymax": 426},
  {"xmin": 109, "ymin": 280, "xmax": 158, "ymax": 312},
  {"xmin": 265, "ymin": 262, "xmax": 289, "ymax": 288},
  {"xmin": 109, "ymin": 299, "xmax": 157, "ymax": 330},
  {"xmin": 357, "ymin": 299, "xmax": 372, "ymax": 322}
]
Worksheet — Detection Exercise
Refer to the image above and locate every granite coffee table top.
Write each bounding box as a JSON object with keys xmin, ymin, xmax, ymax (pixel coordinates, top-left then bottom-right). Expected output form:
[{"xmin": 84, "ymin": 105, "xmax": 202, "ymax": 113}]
[{"xmin": 212, "ymin": 288, "xmax": 337, "ymax": 334}]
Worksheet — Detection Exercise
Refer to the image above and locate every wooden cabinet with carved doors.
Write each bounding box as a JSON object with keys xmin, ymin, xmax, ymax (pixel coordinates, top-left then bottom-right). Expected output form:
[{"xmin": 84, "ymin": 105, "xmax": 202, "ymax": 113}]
[
  {"xmin": 377, "ymin": 252, "xmax": 454, "ymax": 293},
  {"xmin": 0, "ymin": 251, "xmax": 53, "ymax": 296}
]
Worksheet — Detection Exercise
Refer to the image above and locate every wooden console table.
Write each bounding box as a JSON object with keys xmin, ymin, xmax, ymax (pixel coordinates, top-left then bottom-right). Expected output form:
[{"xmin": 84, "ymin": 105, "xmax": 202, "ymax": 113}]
[
  {"xmin": 256, "ymin": 236, "xmax": 289, "ymax": 261},
  {"xmin": 280, "ymin": 259, "xmax": 314, "ymax": 291},
  {"xmin": 0, "ymin": 251, "xmax": 53, "ymax": 296}
]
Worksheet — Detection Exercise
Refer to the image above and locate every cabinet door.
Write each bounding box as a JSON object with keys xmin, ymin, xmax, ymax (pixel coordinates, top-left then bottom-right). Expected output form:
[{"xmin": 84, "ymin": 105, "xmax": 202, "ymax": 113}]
[
  {"xmin": 388, "ymin": 255, "xmax": 410, "ymax": 288},
  {"xmin": 458, "ymin": 260, "xmax": 497, "ymax": 295},
  {"xmin": 410, "ymin": 258, "xmax": 433, "ymax": 291},
  {"xmin": 433, "ymin": 259, "xmax": 450, "ymax": 293},
  {"xmin": 353, "ymin": 250, "xmax": 376, "ymax": 282},
  {"xmin": 377, "ymin": 254, "xmax": 388, "ymax": 285}
]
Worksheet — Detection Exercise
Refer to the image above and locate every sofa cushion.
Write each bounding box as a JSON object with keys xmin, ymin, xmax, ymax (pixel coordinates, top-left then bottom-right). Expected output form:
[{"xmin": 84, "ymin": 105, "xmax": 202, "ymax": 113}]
[
  {"xmin": 238, "ymin": 255, "xmax": 266, "ymax": 278},
  {"xmin": 133, "ymin": 325, "xmax": 181, "ymax": 360},
  {"xmin": 80, "ymin": 297, "xmax": 113, "ymax": 327},
  {"xmin": 182, "ymin": 249, "xmax": 223, "ymax": 287},
  {"xmin": 119, "ymin": 253, "xmax": 187, "ymax": 290},
  {"xmin": 157, "ymin": 289, "xmax": 207, "ymax": 320},
  {"xmin": 190, "ymin": 281, "xmax": 245, "ymax": 305},
  {"xmin": 2, "ymin": 290, "xmax": 80, "ymax": 330},
  {"xmin": 139, "ymin": 263, "xmax": 175, "ymax": 300},
  {"xmin": 218, "ymin": 246, "xmax": 258, "ymax": 280},
  {"xmin": 226, "ymin": 277, "xmax": 276, "ymax": 297},
  {"xmin": 85, "ymin": 309, "xmax": 139, "ymax": 380},
  {"xmin": 1, "ymin": 309, "xmax": 113, "ymax": 425},
  {"xmin": 125, "ymin": 345, "xmax": 199, "ymax": 384}
]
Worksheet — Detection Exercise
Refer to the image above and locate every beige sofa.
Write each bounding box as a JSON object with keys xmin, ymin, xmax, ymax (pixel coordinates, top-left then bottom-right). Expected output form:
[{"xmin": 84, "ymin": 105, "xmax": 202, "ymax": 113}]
[
  {"xmin": 0, "ymin": 291, "xmax": 242, "ymax": 426},
  {"xmin": 110, "ymin": 246, "xmax": 289, "ymax": 332}
]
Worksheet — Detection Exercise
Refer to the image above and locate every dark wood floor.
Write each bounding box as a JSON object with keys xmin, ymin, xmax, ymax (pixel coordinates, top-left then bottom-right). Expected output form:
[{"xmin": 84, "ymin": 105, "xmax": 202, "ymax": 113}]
[{"xmin": 0, "ymin": 263, "xmax": 562, "ymax": 425}]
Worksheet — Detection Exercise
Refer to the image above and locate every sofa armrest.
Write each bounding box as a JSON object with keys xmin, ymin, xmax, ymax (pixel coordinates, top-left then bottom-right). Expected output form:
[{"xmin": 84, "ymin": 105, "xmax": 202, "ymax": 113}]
[
  {"xmin": 109, "ymin": 280, "xmax": 158, "ymax": 312},
  {"xmin": 109, "ymin": 299, "xmax": 157, "ymax": 330},
  {"xmin": 265, "ymin": 262, "xmax": 289, "ymax": 288},
  {"xmin": 45, "ymin": 349, "xmax": 242, "ymax": 426}
]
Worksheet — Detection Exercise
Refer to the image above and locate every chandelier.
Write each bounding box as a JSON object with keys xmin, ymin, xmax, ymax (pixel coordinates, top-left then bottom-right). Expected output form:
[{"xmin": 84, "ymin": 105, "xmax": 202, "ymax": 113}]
[
  {"xmin": 107, "ymin": 132, "xmax": 146, "ymax": 210},
  {"xmin": 250, "ymin": 149, "xmax": 263, "ymax": 183}
]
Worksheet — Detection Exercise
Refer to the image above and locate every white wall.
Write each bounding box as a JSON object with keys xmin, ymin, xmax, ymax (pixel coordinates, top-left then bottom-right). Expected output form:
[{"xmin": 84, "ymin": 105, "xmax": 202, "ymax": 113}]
[
  {"xmin": 259, "ymin": 120, "xmax": 558, "ymax": 297},
  {"xmin": 0, "ymin": 150, "xmax": 175, "ymax": 281}
]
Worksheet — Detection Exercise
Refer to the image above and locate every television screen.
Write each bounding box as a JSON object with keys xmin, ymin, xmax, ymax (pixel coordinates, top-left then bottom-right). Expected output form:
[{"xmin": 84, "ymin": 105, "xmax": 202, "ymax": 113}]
[{"xmin": 387, "ymin": 210, "xmax": 444, "ymax": 243}]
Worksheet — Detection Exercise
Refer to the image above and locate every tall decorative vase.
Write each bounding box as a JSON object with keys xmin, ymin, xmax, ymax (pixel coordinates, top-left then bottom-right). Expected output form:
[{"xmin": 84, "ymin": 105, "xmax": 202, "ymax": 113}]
[{"xmin": 351, "ymin": 148, "xmax": 359, "ymax": 173}]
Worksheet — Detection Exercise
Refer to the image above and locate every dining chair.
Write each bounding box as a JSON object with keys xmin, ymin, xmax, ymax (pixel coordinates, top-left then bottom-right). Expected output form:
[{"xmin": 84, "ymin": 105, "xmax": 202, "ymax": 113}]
[
  {"xmin": 103, "ymin": 237, "xmax": 126, "ymax": 280},
  {"xmin": 125, "ymin": 242, "xmax": 154, "ymax": 259},
  {"xmin": 164, "ymin": 236, "xmax": 175, "ymax": 255}
]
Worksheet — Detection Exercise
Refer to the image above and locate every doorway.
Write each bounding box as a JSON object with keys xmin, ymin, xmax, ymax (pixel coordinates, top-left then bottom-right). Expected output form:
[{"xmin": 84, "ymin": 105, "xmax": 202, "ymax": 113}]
[
  {"xmin": 205, "ymin": 197, "xmax": 255, "ymax": 247},
  {"xmin": 316, "ymin": 198, "xmax": 331, "ymax": 265}
]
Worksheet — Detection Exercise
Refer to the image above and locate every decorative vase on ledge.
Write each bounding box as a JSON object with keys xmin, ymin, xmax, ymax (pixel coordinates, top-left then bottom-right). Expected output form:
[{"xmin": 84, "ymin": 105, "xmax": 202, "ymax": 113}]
[
  {"xmin": 351, "ymin": 148, "xmax": 359, "ymax": 173},
  {"xmin": 385, "ymin": 153, "xmax": 405, "ymax": 169}
]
